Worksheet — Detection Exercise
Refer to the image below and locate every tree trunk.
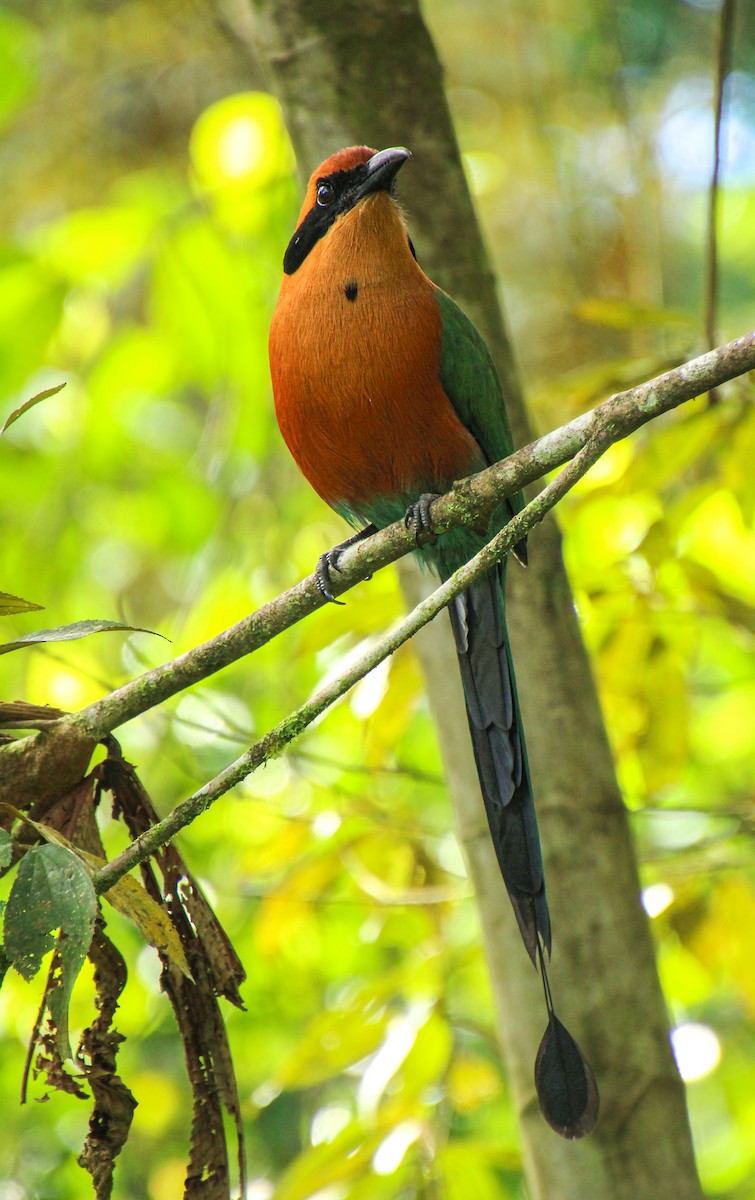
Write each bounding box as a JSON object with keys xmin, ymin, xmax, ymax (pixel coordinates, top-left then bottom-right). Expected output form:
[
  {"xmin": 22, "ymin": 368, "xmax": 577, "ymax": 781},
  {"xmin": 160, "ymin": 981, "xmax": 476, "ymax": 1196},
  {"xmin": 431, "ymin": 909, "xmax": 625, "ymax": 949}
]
[{"xmin": 251, "ymin": 2, "xmax": 703, "ymax": 1195}]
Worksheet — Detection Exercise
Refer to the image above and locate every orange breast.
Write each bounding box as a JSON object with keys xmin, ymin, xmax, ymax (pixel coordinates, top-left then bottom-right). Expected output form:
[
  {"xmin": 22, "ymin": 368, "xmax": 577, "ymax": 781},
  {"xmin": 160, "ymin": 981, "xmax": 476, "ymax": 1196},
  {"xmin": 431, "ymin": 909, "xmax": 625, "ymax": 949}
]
[{"xmin": 269, "ymin": 194, "xmax": 484, "ymax": 519}]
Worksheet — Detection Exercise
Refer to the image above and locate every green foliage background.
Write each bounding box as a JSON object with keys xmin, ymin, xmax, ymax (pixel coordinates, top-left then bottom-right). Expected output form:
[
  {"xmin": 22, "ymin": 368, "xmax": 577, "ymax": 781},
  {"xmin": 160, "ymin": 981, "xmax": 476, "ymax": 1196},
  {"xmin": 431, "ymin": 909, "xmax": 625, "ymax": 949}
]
[{"xmin": 0, "ymin": 1, "xmax": 754, "ymax": 1197}]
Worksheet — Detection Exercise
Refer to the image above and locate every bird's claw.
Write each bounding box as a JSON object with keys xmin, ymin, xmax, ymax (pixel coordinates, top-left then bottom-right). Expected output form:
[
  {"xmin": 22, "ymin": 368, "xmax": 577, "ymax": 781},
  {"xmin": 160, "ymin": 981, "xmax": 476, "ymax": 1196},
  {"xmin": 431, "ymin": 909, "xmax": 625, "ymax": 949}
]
[
  {"xmin": 404, "ymin": 493, "xmax": 440, "ymax": 546},
  {"xmin": 316, "ymin": 549, "xmax": 346, "ymax": 605},
  {"xmin": 314, "ymin": 524, "xmax": 379, "ymax": 604}
]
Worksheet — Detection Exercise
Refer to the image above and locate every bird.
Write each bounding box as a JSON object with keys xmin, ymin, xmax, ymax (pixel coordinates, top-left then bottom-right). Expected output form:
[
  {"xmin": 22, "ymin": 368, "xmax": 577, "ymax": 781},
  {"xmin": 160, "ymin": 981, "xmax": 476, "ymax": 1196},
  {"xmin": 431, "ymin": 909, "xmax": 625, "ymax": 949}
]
[{"xmin": 269, "ymin": 144, "xmax": 599, "ymax": 1138}]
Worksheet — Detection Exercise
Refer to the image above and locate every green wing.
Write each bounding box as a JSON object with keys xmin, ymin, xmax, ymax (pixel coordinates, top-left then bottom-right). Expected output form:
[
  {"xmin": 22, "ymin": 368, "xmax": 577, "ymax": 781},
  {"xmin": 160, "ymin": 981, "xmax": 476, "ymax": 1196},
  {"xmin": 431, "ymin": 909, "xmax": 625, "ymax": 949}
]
[{"xmin": 435, "ymin": 287, "xmax": 524, "ymax": 519}]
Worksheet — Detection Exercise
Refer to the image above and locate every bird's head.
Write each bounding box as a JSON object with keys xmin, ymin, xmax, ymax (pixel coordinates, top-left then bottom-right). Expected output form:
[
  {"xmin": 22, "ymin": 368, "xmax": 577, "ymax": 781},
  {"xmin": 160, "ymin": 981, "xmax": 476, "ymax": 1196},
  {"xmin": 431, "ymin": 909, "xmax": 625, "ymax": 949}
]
[{"xmin": 283, "ymin": 145, "xmax": 412, "ymax": 276}]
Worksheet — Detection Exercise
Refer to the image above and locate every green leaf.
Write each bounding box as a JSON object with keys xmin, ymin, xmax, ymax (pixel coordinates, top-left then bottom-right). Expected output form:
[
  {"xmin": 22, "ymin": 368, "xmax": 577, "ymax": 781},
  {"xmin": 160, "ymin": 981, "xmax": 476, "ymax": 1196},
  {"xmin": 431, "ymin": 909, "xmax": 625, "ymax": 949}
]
[
  {"xmin": 63, "ymin": 846, "xmax": 191, "ymax": 980},
  {"xmin": 0, "ymin": 591, "xmax": 44, "ymax": 615},
  {"xmin": 1, "ymin": 381, "xmax": 66, "ymax": 433},
  {"xmin": 33, "ymin": 206, "xmax": 156, "ymax": 287},
  {"xmin": 4, "ymin": 844, "xmax": 97, "ymax": 1057},
  {"xmin": 0, "ymin": 813, "xmax": 190, "ymax": 979},
  {"xmin": 0, "ymin": 828, "xmax": 12, "ymax": 869},
  {"xmin": 8, "ymin": 820, "xmax": 190, "ymax": 979},
  {"xmin": 0, "ymin": 618, "xmax": 166, "ymax": 655},
  {"xmin": 0, "ymin": 944, "xmax": 10, "ymax": 992}
]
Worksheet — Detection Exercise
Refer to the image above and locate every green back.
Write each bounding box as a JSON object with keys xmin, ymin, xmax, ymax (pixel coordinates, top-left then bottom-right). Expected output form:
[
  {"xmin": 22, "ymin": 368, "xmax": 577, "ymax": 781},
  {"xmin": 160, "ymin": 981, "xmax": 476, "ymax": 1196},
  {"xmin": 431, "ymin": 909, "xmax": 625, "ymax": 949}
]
[
  {"xmin": 432, "ymin": 288, "xmax": 524, "ymax": 578},
  {"xmin": 435, "ymin": 287, "xmax": 521, "ymax": 506}
]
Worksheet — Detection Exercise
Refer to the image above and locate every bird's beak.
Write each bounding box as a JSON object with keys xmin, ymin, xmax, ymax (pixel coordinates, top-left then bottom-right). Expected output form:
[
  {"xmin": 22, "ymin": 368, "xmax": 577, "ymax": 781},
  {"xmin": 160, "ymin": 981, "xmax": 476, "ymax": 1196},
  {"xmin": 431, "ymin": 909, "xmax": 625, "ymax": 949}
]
[{"xmin": 354, "ymin": 146, "xmax": 412, "ymax": 201}]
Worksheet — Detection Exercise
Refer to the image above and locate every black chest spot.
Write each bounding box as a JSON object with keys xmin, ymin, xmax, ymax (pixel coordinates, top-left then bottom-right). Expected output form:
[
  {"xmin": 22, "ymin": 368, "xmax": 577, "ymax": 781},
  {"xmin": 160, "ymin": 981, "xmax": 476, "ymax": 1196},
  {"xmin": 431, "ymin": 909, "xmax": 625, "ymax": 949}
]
[{"xmin": 344, "ymin": 280, "xmax": 358, "ymax": 302}]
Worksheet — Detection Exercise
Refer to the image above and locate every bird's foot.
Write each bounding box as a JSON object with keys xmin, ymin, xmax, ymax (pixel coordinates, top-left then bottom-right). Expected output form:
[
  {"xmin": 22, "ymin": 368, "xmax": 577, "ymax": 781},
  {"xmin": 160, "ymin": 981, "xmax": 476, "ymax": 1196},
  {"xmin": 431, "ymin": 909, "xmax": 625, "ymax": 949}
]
[
  {"xmin": 315, "ymin": 524, "xmax": 378, "ymax": 604},
  {"xmin": 316, "ymin": 549, "xmax": 346, "ymax": 605},
  {"xmin": 404, "ymin": 493, "xmax": 440, "ymax": 546}
]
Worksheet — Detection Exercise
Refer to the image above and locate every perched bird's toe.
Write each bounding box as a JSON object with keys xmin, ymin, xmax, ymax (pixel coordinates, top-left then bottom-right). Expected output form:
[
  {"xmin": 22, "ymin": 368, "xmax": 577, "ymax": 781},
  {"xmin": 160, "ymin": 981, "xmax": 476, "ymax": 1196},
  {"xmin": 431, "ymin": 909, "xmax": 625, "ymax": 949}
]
[
  {"xmin": 315, "ymin": 550, "xmax": 346, "ymax": 605},
  {"xmin": 404, "ymin": 493, "xmax": 441, "ymax": 545},
  {"xmin": 314, "ymin": 524, "xmax": 379, "ymax": 604}
]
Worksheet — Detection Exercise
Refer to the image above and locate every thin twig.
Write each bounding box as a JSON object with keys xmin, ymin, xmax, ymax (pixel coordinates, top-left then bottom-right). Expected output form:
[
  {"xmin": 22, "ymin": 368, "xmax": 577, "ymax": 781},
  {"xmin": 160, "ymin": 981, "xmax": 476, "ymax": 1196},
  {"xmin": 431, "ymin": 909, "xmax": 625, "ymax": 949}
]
[
  {"xmin": 704, "ymin": 0, "xmax": 736, "ymax": 404},
  {"xmin": 68, "ymin": 330, "xmax": 755, "ymax": 746},
  {"xmin": 92, "ymin": 431, "xmax": 608, "ymax": 895},
  {"xmin": 3, "ymin": 332, "xmax": 754, "ymax": 828}
]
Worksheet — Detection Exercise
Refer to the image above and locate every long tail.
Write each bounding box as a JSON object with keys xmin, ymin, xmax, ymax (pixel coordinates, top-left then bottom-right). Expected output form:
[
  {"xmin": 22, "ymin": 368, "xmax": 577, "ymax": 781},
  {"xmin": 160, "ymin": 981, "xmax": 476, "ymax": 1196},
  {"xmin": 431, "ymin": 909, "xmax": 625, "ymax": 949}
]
[{"xmin": 448, "ymin": 568, "xmax": 599, "ymax": 1139}]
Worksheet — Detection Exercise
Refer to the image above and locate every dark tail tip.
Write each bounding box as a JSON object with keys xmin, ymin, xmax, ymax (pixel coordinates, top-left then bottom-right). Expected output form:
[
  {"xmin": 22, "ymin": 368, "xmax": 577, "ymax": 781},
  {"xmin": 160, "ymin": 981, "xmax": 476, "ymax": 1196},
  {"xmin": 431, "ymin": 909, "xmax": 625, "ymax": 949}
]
[{"xmin": 534, "ymin": 1014, "xmax": 600, "ymax": 1139}]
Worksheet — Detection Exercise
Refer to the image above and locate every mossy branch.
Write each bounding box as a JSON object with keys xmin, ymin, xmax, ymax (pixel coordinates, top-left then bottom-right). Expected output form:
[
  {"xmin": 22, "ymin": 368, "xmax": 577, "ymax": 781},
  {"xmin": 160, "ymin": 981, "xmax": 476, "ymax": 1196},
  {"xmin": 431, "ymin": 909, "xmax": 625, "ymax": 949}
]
[
  {"xmin": 2, "ymin": 328, "xmax": 754, "ymax": 876},
  {"xmin": 68, "ymin": 326, "xmax": 755, "ymax": 744},
  {"xmin": 87, "ymin": 329, "xmax": 754, "ymax": 893}
]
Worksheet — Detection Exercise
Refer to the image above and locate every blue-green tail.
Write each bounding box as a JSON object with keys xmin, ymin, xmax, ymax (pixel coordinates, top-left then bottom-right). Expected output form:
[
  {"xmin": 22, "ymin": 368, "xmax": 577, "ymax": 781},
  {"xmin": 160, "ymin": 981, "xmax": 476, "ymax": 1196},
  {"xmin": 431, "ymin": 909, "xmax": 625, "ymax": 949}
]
[
  {"xmin": 447, "ymin": 566, "xmax": 550, "ymax": 961},
  {"xmin": 447, "ymin": 565, "xmax": 599, "ymax": 1139}
]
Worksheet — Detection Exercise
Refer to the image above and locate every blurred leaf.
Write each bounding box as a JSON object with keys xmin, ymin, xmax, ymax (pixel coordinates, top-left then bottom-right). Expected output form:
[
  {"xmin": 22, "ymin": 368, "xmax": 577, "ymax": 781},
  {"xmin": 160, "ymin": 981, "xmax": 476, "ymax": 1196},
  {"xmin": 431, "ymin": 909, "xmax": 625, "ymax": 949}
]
[
  {"xmin": 0, "ymin": 260, "xmax": 66, "ymax": 395},
  {"xmin": 440, "ymin": 1140, "xmax": 516, "ymax": 1200},
  {"xmin": 687, "ymin": 880, "xmax": 755, "ymax": 1014},
  {"xmin": 0, "ymin": 828, "xmax": 11, "ymax": 869},
  {"xmin": 255, "ymin": 852, "xmax": 341, "ymax": 958},
  {"xmin": 1, "ymin": 381, "xmax": 65, "ymax": 433},
  {"xmin": 447, "ymin": 1054, "xmax": 502, "ymax": 1114},
  {"xmin": 32, "ymin": 205, "xmax": 157, "ymax": 286},
  {"xmin": 398, "ymin": 1009, "xmax": 453, "ymax": 1099},
  {"xmin": 0, "ymin": 591, "xmax": 44, "ymax": 615},
  {"xmin": 274, "ymin": 1119, "xmax": 387, "ymax": 1200},
  {"xmin": 0, "ymin": 618, "xmax": 165, "ymax": 655},
  {"xmin": 0, "ymin": 11, "xmax": 36, "ymax": 131},
  {"xmin": 530, "ymin": 354, "xmax": 683, "ymax": 418},
  {"xmin": 575, "ymin": 298, "xmax": 695, "ymax": 330},
  {"xmin": 679, "ymin": 489, "xmax": 755, "ymax": 606},
  {"xmin": 86, "ymin": 326, "xmax": 177, "ymax": 411},
  {"xmin": 273, "ymin": 1004, "xmax": 389, "ymax": 1091}
]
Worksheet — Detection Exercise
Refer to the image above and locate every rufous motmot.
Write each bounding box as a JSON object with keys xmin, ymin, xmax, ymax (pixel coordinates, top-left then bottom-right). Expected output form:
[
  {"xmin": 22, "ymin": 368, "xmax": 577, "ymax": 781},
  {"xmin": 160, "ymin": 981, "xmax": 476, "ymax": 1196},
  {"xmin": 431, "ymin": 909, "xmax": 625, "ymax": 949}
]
[{"xmin": 269, "ymin": 145, "xmax": 598, "ymax": 1138}]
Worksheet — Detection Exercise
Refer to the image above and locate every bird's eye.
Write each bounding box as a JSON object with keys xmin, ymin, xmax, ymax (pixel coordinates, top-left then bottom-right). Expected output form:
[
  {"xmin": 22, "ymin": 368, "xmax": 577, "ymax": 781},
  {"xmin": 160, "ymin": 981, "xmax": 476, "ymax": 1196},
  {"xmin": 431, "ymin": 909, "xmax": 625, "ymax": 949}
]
[{"xmin": 316, "ymin": 182, "xmax": 335, "ymax": 207}]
